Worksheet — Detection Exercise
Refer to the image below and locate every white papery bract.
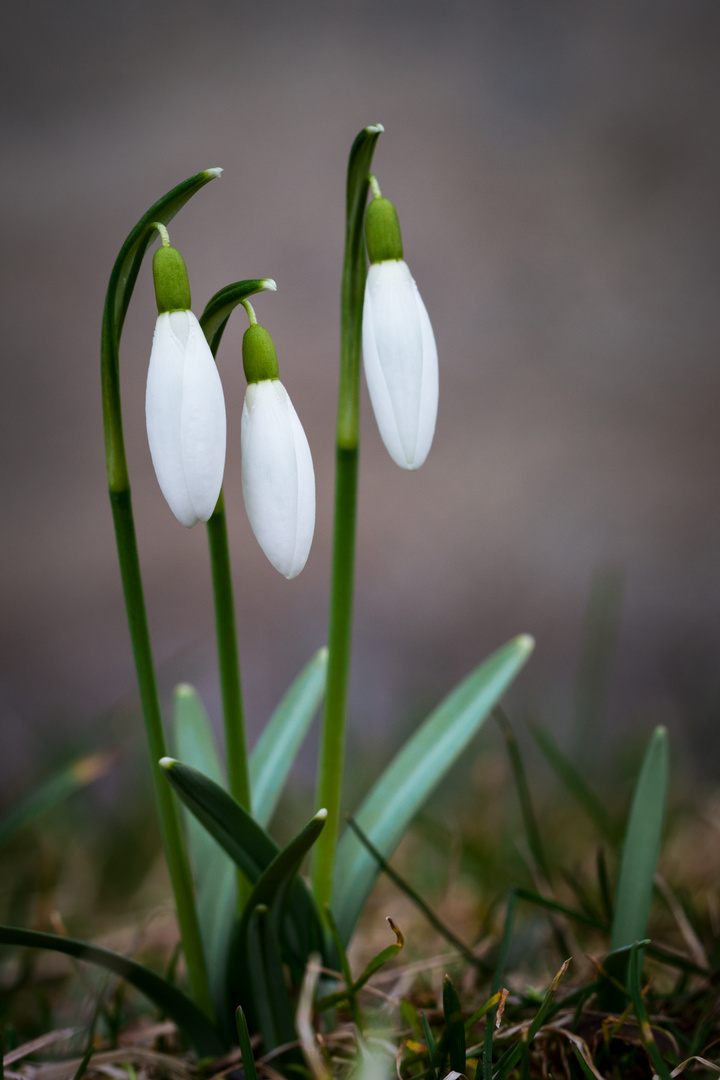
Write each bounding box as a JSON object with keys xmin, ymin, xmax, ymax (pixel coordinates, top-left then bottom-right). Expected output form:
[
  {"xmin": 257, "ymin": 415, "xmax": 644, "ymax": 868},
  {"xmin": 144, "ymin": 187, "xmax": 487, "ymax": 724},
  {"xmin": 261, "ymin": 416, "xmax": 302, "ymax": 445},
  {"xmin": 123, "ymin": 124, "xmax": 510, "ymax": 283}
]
[
  {"xmin": 241, "ymin": 379, "xmax": 315, "ymax": 579},
  {"xmin": 145, "ymin": 310, "xmax": 226, "ymax": 527},
  {"xmin": 362, "ymin": 259, "xmax": 438, "ymax": 470}
]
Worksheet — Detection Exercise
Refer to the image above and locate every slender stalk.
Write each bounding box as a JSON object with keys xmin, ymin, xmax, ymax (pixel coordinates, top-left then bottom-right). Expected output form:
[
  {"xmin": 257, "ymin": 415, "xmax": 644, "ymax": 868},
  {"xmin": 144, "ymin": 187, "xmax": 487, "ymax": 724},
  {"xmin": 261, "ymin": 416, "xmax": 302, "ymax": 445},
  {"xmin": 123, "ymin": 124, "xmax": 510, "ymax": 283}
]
[
  {"xmin": 100, "ymin": 170, "xmax": 220, "ymax": 1018},
  {"xmin": 206, "ymin": 489, "xmax": 251, "ymax": 810},
  {"xmin": 312, "ymin": 125, "xmax": 383, "ymax": 909}
]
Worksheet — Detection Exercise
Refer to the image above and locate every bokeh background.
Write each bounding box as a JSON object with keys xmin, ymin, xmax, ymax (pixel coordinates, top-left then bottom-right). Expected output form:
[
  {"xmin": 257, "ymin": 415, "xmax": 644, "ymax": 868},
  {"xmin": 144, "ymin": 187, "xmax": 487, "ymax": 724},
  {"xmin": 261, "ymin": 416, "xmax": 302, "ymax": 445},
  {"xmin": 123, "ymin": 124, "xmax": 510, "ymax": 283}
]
[{"xmin": 2, "ymin": 0, "xmax": 720, "ymax": 805}]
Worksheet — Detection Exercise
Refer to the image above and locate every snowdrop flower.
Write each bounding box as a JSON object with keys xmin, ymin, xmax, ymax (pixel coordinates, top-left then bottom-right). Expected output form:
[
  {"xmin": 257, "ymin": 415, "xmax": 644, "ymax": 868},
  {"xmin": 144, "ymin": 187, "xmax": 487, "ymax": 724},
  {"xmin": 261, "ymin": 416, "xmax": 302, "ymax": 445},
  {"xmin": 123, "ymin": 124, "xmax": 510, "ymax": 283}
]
[
  {"xmin": 362, "ymin": 184, "xmax": 438, "ymax": 470},
  {"xmin": 240, "ymin": 314, "xmax": 315, "ymax": 579},
  {"xmin": 145, "ymin": 228, "xmax": 226, "ymax": 527}
]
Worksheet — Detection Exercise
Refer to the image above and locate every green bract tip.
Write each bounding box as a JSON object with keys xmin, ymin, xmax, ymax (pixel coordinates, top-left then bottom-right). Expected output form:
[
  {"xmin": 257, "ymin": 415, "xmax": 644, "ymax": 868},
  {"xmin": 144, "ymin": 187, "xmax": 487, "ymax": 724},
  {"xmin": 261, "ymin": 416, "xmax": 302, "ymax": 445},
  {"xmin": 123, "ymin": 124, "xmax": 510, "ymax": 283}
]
[
  {"xmin": 159, "ymin": 757, "xmax": 177, "ymax": 770},
  {"xmin": 365, "ymin": 196, "xmax": 403, "ymax": 263},
  {"xmin": 153, "ymin": 244, "xmax": 191, "ymax": 313},
  {"xmin": 242, "ymin": 323, "xmax": 280, "ymax": 384}
]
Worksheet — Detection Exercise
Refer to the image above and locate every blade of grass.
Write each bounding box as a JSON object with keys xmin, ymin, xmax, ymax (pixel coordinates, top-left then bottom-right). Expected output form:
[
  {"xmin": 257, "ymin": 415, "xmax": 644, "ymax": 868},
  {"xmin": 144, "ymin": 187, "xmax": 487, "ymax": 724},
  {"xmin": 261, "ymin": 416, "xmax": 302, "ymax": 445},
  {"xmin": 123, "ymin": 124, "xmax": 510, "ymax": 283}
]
[
  {"xmin": 0, "ymin": 752, "xmax": 114, "ymax": 848},
  {"xmin": 344, "ymin": 815, "xmax": 486, "ymax": 971},
  {"xmin": 483, "ymin": 891, "xmax": 518, "ymax": 1080},
  {"xmin": 573, "ymin": 566, "xmax": 624, "ymax": 764},
  {"xmin": 495, "ymin": 709, "xmax": 549, "ymax": 882},
  {"xmin": 491, "ymin": 959, "xmax": 570, "ymax": 1079},
  {"xmin": 528, "ymin": 722, "xmax": 616, "ymax": 842},
  {"xmin": 316, "ymin": 918, "xmax": 403, "ymax": 1010},
  {"xmin": 421, "ymin": 1012, "xmax": 438, "ymax": 1080},
  {"xmin": 322, "ymin": 905, "xmax": 361, "ymax": 1028},
  {"xmin": 0, "ymin": 926, "xmax": 223, "ymax": 1056},
  {"xmin": 628, "ymin": 942, "xmax": 672, "ymax": 1080},
  {"xmin": 333, "ymin": 635, "xmax": 534, "ymax": 941},
  {"xmin": 442, "ymin": 975, "xmax": 466, "ymax": 1075},
  {"xmin": 235, "ymin": 1008, "xmax": 258, "ymax": 1080}
]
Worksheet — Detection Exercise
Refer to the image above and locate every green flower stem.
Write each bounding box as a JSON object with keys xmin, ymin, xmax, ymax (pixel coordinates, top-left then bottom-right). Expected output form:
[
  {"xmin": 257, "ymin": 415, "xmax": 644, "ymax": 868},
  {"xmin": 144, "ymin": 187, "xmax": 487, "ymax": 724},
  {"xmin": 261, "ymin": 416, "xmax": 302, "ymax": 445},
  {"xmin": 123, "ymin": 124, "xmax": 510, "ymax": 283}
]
[
  {"xmin": 100, "ymin": 169, "xmax": 222, "ymax": 1019},
  {"xmin": 107, "ymin": 489, "xmax": 212, "ymax": 1019},
  {"xmin": 312, "ymin": 125, "xmax": 383, "ymax": 909},
  {"xmin": 206, "ymin": 489, "xmax": 251, "ymax": 811}
]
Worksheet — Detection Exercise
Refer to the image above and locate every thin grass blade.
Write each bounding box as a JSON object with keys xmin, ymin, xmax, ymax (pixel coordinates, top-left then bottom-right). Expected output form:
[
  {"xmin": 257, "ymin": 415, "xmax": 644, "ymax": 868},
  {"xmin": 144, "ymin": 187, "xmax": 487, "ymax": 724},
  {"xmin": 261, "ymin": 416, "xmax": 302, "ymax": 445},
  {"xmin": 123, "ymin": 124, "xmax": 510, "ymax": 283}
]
[
  {"xmin": 251, "ymin": 648, "xmax": 328, "ymax": 827},
  {"xmin": 0, "ymin": 753, "xmax": 113, "ymax": 849},
  {"xmin": 528, "ymin": 722, "xmax": 616, "ymax": 842},
  {"xmin": 494, "ymin": 709, "xmax": 548, "ymax": 881},
  {"xmin": 235, "ymin": 1008, "xmax": 258, "ymax": 1080},
  {"xmin": 333, "ymin": 635, "xmax": 534, "ymax": 941},
  {"xmin": 628, "ymin": 943, "xmax": 673, "ymax": 1080},
  {"xmin": 442, "ymin": 975, "xmax": 466, "ymax": 1075},
  {"xmin": 0, "ymin": 926, "xmax": 223, "ymax": 1057}
]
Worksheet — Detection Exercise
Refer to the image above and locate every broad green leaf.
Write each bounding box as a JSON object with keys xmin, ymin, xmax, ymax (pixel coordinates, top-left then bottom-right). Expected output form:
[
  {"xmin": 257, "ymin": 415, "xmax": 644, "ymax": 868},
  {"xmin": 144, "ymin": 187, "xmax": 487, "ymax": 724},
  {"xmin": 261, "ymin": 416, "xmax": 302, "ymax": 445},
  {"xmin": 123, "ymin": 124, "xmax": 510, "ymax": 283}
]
[
  {"xmin": 250, "ymin": 648, "xmax": 328, "ymax": 826},
  {"xmin": 0, "ymin": 752, "xmax": 113, "ymax": 848},
  {"xmin": 0, "ymin": 926, "xmax": 224, "ymax": 1057},
  {"xmin": 173, "ymin": 685, "xmax": 236, "ymax": 1019},
  {"xmin": 332, "ymin": 635, "xmax": 534, "ymax": 941},
  {"xmin": 199, "ymin": 279, "xmax": 277, "ymax": 358},
  {"xmin": 610, "ymin": 726, "xmax": 669, "ymax": 953}
]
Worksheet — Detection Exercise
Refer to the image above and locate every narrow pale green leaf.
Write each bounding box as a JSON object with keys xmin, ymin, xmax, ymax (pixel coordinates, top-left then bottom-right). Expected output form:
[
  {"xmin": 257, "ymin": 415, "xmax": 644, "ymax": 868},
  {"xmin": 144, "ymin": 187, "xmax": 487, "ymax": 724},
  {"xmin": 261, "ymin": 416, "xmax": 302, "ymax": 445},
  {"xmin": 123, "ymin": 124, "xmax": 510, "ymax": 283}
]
[
  {"xmin": 200, "ymin": 279, "xmax": 277, "ymax": 358},
  {"xmin": 250, "ymin": 648, "xmax": 328, "ymax": 827},
  {"xmin": 332, "ymin": 635, "xmax": 534, "ymax": 941},
  {"xmin": 0, "ymin": 926, "xmax": 224, "ymax": 1057},
  {"xmin": 0, "ymin": 752, "xmax": 113, "ymax": 848},
  {"xmin": 610, "ymin": 726, "xmax": 669, "ymax": 953},
  {"xmin": 173, "ymin": 685, "xmax": 236, "ymax": 1020}
]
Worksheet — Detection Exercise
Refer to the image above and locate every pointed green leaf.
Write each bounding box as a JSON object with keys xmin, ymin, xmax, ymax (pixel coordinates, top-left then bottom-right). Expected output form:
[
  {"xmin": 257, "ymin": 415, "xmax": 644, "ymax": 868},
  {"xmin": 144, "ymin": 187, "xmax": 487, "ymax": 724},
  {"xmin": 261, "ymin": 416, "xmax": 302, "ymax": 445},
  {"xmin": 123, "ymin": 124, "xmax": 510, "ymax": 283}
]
[
  {"xmin": 200, "ymin": 279, "xmax": 277, "ymax": 357},
  {"xmin": 173, "ymin": 685, "xmax": 236, "ymax": 1019},
  {"xmin": 250, "ymin": 648, "xmax": 328, "ymax": 827},
  {"xmin": 0, "ymin": 752, "xmax": 113, "ymax": 849},
  {"xmin": 332, "ymin": 635, "xmax": 534, "ymax": 941},
  {"xmin": 160, "ymin": 759, "xmax": 325, "ymax": 967},
  {"xmin": 0, "ymin": 926, "xmax": 224, "ymax": 1057},
  {"xmin": 235, "ymin": 1008, "xmax": 258, "ymax": 1080},
  {"xmin": 244, "ymin": 905, "xmax": 296, "ymax": 1054},
  {"xmin": 229, "ymin": 810, "xmax": 327, "ymax": 1009},
  {"xmin": 610, "ymin": 726, "xmax": 669, "ymax": 953}
]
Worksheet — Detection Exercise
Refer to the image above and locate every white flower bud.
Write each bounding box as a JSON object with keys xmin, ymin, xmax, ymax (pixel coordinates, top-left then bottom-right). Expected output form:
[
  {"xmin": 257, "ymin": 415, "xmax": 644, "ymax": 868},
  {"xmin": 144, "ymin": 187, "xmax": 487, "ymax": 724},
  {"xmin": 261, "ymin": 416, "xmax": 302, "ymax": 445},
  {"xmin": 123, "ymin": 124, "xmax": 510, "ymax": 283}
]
[
  {"xmin": 145, "ymin": 310, "xmax": 226, "ymax": 527},
  {"xmin": 362, "ymin": 259, "xmax": 438, "ymax": 470},
  {"xmin": 241, "ymin": 379, "xmax": 315, "ymax": 579}
]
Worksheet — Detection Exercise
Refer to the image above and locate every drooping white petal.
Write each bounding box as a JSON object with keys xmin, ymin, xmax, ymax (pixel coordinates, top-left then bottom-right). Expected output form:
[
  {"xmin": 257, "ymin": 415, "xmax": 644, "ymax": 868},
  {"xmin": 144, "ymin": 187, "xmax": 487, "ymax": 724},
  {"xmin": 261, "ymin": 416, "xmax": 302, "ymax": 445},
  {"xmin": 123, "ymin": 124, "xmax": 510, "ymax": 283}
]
[
  {"xmin": 362, "ymin": 259, "xmax": 438, "ymax": 470},
  {"xmin": 241, "ymin": 379, "xmax": 315, "ymax": 579},
  {"xmin": 145, "ymin": 310, "xmax": 226, "ymax": 527},
  {"xmin": 179, "ymin": 312, "xmax": 226, "ymax": 521}
]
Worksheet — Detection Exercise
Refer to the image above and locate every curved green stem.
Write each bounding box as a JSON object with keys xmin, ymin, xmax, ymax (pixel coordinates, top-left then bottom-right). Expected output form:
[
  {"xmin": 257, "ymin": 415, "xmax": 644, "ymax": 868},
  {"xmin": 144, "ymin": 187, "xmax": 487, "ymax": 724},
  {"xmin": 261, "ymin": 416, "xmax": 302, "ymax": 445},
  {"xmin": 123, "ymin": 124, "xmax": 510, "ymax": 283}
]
[
  {"xmin": 312, "ymin": 124, "xmax": 383, "ymax": 909},
  {"xmin": 206, "ymin": 489, "xmax": 251, "ymax": 810},
  {"xmin": 101, "ymin": 170, "xmax": 221, "ymax": 1018}
]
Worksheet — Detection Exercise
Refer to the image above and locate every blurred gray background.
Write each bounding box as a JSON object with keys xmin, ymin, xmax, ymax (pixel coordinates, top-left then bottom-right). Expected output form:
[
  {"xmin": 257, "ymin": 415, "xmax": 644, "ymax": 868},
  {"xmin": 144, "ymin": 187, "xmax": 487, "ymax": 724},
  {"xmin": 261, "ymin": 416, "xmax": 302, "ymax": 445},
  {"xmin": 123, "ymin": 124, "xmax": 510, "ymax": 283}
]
[{"xmin": 2, "ymin": 0, "xmax": 720, "ymax": 798}]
